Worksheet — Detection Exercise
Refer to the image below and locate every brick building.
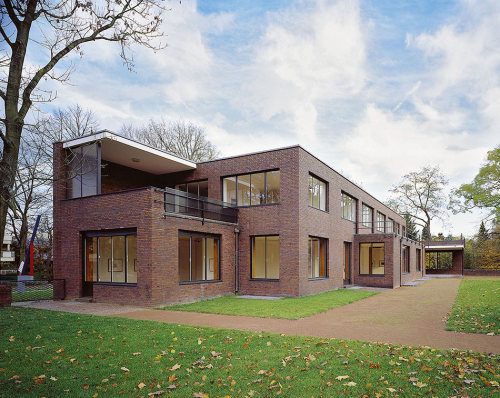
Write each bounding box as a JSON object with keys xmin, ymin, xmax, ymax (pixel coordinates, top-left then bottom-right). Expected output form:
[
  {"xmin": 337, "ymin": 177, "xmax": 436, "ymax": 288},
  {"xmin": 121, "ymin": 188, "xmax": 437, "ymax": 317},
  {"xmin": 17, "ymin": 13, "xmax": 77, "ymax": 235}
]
[{"xmin": 53, "ymin": 131, "xmax": 424, "ymax": 306}]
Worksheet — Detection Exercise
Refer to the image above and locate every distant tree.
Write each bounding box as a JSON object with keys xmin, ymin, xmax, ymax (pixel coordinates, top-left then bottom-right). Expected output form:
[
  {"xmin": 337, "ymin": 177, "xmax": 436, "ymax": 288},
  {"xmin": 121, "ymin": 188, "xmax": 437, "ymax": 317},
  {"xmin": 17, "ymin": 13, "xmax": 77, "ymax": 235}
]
[
  {"xmin": 403, "ymin": 213, "xmax": 419, "ymax": 240},
  {"xmin": 389, "ymin": 166, "xmax": 448, "ymax": 238},
  {"xmin": 421, "ymin": 227, "xmax": 431, "ymax": 241},
  {"xmin": 477, "ymin": 221, "xmax": 489, "ymax": 244},
  {"xmin": 476, "ymin": 223, "xmax": 500, "ymax": 269},
  {"xmin": 122, "ymin": 120, "xmax": 220, "ymax": 162},
  {"xmin": 0, "ymin": 0, "xmax": 167, "ymax": 252},
  {"xmin": 450, "ymin": 146, "xmax": 500, "ymax": 223}
]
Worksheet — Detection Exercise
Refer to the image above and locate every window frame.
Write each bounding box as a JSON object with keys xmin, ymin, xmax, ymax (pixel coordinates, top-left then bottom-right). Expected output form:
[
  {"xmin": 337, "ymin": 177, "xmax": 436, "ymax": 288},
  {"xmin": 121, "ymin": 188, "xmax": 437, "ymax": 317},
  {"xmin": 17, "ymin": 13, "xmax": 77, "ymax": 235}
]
[
  {"xmin": 221, "ymin": 169, "xmax": 280, "ymax": 207},
  {"xmin": 376, "ymin": 211, "xmax": 386, "ymax": 232},
  {"xmin": 416, "ymin": 248, "xmax": 421, "ymax": 272},
  {"xmin": 83, "ymin": 228, "xmax": 137, "ymax": 285},
  {"xmin": 175, "ymin": 179, "xmax": 209, "ymax": 197},
  {"xmin": 178, "ymin": 231, "xmax": 221, "ymax": 284},
  {"xmin": 308, "ymin": 236, "xmax": 328, "ymax": 280},
  {"xmin": 359, "ymin": 242, "xmax": 385, "ymax": 276},
  {"xmin": 402, "ymin": 245, "xmax": 410, "ymax": 274},
  {"xmin": 308, "ymin": 173, "xmax": 328, "ymax": 212},
  {"xmin": 387, "ymin": 218, "xmax": 394, "ymax": 233},
  {"xmin": 341, "ymin": 192, "xmax": 357, "ymax": 222},
  {"xmin": 361, "ymin": 203, "xmax": 373, "ymax": 230},
  {"xmin": 250, "ymin": 235, "xmax": 280, "ymax": 281},
  {"xmin": 68, "ymin": 142, "xmax": 101, "ymax": 199}
]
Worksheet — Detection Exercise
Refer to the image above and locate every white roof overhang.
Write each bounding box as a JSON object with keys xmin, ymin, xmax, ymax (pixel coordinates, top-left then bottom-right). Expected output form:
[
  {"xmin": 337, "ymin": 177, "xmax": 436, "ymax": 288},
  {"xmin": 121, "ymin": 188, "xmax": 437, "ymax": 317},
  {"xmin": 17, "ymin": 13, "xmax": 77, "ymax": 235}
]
[{"xmin": 62, "ymin": 131, "xmax": 196, "ymax": 175}]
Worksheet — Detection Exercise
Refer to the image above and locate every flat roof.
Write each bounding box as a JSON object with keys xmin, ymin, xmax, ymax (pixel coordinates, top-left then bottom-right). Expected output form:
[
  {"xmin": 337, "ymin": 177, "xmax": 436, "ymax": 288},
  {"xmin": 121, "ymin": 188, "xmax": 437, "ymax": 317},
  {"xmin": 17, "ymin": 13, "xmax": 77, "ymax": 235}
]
[{"xmin": 62, "ymin": 131, "xmax": 196, "ymax": 175}]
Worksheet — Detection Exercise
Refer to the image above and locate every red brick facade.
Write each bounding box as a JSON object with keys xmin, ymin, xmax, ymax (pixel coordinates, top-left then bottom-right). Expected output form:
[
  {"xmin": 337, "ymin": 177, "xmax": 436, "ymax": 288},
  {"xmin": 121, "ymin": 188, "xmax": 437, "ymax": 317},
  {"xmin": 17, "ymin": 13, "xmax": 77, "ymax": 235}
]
[{"xmin": 53, "ymin": 142, "xmax": 426, "ymax": 306}]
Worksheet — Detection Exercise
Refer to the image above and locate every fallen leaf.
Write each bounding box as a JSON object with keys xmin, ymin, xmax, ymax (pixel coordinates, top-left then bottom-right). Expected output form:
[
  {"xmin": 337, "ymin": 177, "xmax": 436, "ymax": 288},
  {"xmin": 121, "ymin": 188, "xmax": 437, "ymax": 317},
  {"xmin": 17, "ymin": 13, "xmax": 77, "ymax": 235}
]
[
  {"xmin": 170, "ymin": 364, "xmax": 181, "ymax": 371},
  {"xmin": 343, "ymin": 381, "xmax": 357, "ymax": 386},
  {"xmin": 121, "ymin": 367, "xmax": 130, "ymax": 372},
  {"xmin": 336, "ymin": 375, "xmax": 349, "ymax": 380},
  {"xmin": 138, "ymin": 382, "xmax": 146, "ymax": 389}
]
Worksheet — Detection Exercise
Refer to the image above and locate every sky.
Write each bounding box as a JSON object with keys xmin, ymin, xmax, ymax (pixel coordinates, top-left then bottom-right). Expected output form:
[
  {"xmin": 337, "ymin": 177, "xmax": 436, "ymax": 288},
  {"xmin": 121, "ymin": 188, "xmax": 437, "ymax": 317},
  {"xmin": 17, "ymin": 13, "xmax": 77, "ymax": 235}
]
[{"xmin": 35, "ymin": 0, "xmax": 500, "ymax": 237}]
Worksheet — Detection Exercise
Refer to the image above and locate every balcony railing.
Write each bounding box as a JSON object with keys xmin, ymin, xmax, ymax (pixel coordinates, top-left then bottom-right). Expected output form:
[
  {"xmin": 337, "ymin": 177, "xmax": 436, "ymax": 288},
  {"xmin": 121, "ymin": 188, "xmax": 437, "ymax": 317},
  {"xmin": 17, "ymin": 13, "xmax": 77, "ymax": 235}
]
[
  {"xmin": 157, "ymin": 187, "xmax": 238, "ymax": 224},
  {"xmin": 355, "ymin": 221, "xmax": 420, "ymax": 242}
]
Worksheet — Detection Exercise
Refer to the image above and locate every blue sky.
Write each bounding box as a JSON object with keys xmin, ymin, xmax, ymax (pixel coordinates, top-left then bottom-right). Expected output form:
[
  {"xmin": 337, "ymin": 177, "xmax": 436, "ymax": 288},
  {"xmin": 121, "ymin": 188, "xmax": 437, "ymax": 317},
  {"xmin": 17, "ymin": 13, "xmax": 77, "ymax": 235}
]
[{"xmin": 37, "ymin": 0, "xmax": 500, "ymax": 236}]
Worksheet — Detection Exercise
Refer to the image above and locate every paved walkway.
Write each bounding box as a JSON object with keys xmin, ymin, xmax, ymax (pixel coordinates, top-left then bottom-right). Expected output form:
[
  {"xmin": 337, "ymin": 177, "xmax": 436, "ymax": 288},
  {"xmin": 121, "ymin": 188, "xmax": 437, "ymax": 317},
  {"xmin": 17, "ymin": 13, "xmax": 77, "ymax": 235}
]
[
  {"xmin": 16, "ymin": 278, "xmax": 500, "ymax": 353},
  {"xmin": 115, "ymin": 278, "xmax": 500, "ymax": 354}
]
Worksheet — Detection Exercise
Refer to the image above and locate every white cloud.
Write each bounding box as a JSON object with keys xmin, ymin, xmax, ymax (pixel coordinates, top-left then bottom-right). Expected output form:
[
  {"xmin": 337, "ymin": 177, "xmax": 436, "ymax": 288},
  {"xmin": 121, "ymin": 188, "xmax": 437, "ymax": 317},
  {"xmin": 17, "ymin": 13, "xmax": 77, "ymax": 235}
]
[{"xmin": 239, "ymin": 0, "xmax": 367, "ymax": 139}]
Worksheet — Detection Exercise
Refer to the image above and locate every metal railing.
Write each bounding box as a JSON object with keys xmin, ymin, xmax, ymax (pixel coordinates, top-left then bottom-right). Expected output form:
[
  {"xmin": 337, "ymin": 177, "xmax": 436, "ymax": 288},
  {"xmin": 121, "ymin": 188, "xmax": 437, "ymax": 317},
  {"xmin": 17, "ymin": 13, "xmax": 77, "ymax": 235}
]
[
  {"xmin": 158, "ymin": 187, "xmax": 238, "ymax": 224},
  {"xmin": 355, "ymin": 221, "xmax": 421, "ymax": 242},
  {"xmin": 0, "ymin": 279, "xmax": 65, "ymax": 302}
]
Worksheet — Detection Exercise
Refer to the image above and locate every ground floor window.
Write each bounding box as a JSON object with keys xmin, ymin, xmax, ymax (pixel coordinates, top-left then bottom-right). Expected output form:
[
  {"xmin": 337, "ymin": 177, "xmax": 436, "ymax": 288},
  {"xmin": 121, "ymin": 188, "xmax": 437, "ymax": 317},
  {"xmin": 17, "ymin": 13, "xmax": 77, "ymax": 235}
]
[
  {"xmin": 251, "ymin": 235, "xmax": 279, "ymax": 279},
  {"xmin": 402, "ymin": 245, "xmax": 410, "ymax": 273},
  {"xmin": 308, "ymin": 236, "xmax": 327, "ymax": 278},
  {"xmin": 359, "ymin": 243, "xmax": 384, "ymax": 275},
  {"xmin": 416, "ymin": 248, "xmax": 421, "ymax": 271},
  {"xmin": 178, "ymin": 232, "xmax": 220, "ymax": 283},
  {"xmin": 84, "ymin": 231, "xmax": 137, "ymax": 283}
]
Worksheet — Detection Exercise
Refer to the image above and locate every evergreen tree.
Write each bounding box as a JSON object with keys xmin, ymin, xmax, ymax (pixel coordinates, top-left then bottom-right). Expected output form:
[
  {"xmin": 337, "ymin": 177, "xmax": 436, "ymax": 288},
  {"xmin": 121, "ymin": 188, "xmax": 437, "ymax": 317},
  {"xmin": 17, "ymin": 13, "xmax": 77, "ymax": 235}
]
[{"xmin": 477, "ymin": 221, "xmax": 489, "ymax": 244}]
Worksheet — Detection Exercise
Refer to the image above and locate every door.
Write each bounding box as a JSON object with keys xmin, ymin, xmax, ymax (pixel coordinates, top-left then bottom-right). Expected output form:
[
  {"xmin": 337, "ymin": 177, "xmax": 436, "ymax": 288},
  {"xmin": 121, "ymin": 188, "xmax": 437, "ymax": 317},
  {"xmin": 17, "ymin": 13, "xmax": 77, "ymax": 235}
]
[{"xmin": 344, "ymin": 242, "xmax": 351, "ymax": 284}]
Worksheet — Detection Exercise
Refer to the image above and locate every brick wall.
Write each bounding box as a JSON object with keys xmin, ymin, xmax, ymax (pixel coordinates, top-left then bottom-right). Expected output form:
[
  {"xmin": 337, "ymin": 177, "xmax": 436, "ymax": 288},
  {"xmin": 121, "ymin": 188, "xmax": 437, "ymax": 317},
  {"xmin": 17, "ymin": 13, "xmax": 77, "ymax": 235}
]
[{"xmin": 0, "ymin": 284, "xmax": 11, "ymax": 307}]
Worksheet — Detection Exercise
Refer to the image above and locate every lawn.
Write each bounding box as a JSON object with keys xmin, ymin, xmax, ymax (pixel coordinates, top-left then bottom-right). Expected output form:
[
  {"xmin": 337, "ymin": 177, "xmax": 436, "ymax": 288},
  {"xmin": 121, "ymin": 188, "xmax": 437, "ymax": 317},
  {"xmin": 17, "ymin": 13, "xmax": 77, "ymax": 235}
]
[
  {"xmin": 447, "ymin": 279, "xmax": 500, "ymax": 334},
  {"xmin": 0, "ymin": 308, "xmax": 498, "ymax": 397},
  {"xmin": 162, "ymin": 289, "xmax": 378, "ymax": 319}
]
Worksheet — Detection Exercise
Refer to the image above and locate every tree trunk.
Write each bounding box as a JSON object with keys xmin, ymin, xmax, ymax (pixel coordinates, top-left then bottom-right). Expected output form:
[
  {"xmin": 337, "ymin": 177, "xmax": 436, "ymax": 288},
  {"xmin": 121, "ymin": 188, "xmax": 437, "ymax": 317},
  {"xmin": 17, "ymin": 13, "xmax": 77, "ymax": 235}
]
[{"xmin": 0, "ymin": 122, "xmax": 22, "ymax": 250}]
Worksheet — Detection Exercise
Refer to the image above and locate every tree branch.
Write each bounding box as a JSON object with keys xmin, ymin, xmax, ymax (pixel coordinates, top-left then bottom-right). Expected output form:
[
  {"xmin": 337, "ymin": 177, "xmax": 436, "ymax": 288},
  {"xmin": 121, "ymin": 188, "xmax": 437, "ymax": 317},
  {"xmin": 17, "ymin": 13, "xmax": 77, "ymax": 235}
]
[
  {"xmin": 3, "ymin": 0, "xmax": 20, "ymax": 28},
  {"xmin": 0, "ymin": 25, "xmax": 14, "ymax": 48}
]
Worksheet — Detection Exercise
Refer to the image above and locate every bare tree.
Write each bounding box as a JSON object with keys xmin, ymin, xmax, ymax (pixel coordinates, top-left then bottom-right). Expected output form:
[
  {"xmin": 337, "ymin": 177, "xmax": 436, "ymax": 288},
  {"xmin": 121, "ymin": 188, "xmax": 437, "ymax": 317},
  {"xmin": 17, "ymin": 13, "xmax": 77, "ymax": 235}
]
[
  {"xmin": 122, "ymin": 120, "xmax": 220, "ymax": 162},
  {"xmin": 0, "ymin": 0, "xmax": 166, "ymax": 249},
  {"xmin": 389, "ymin": 166, "xmax": 448, "ymax": 239}
]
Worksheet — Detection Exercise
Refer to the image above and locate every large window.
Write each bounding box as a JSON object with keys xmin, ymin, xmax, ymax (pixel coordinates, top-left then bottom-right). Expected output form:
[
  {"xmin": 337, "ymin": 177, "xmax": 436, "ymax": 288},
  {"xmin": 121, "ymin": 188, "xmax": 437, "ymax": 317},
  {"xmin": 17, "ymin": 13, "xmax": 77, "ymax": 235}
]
[
  {"xmin": 69, "ymin": 143, "xmax": 100, "ymax": 198},
  {"xmin": 362, "ymin": 204, "xmax": 373, "ymax": 229},
  {"xmin": 308, "ymin": 237, "xmax": 327, "ymax": 278},
  {"xmin": 84, "ymin": 231, "xmax": 137, "ymax": 283},
  {"xmin": 222, "ymin": 170, "xmax": 280, "ymax": 206},
  {"xmin": 341, "ymin": 193, "xmax": 356, "ymax": 221},
  {"xmin": 387, "ymin": 218, "xmax": 394, "ymax": 233},
  {"xmin": 360, "ymin": 243, "xmax": 385, "ymax": 275},
  {"xmin": 178, "ymin": 232, "xmax": 220, "ymax": 283},
  {"xmin": 376, "ymin": 212, "xmax": 386, "ymax": 232},
  {"xmin": 251, "ymin": 236, "xmax": 279, "ymax": 279},
  {"xmin": 308, "ymin": 174, "xmax": 327, "ymax": 211},
  {"xmin": 402, "ymin": 245, "xmax": 410, "ymax": 273}
]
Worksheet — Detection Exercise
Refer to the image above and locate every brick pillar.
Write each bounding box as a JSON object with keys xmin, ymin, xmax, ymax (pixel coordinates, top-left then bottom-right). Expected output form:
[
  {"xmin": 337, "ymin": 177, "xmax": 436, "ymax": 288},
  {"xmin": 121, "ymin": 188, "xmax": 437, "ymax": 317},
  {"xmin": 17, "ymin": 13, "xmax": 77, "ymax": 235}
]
[
  {"xmin": 0, "ymin": 284, "xmax": 12, "ymax": 307},
  {"xmin": 52, "ymin": 279, "xmax": 66, "ymax": 300}
]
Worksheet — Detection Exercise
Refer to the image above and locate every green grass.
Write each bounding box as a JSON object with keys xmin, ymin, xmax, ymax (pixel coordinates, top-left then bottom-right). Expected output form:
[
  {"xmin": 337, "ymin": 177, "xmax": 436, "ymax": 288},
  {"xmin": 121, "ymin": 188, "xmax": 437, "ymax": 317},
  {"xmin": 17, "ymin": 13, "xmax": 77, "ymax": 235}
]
[
  {"xmin": 162, "ymin": 289, "xmax": 378, "ymax": 319},
  {"xmin": 0, "ymin": 307, "xmax": 498, "ymax": 397},
  {"xmin": 447, "ymin": 279, "xmax": 500, "ymax": 335}
]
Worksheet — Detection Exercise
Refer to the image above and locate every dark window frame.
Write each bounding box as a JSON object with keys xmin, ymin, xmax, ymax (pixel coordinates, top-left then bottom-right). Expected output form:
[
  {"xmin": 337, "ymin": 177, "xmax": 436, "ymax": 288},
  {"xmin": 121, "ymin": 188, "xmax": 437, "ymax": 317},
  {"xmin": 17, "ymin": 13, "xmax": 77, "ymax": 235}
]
[
  {"xmin": 175, "ymin": 179, "xmax": 209, "ymax": 197},
  {"xmin": 416, "ymin": 248, "xmax": 422, "ymax": 272},
  {"xmin": 178, "ymin": 231, "xmax": 221, "ymax": 284},
  {"xmin": 308, "ymin": 173, "xmax": 328, "ymax": 212},
  {"xmin": 308, "ymin": 236, "xmax": 328, "ymax": 280},
  {"xmin": 341, "ymin": 191, "xmax": 357, "ymax": 222},
  {"xmin": 68, "ymin": 142, "xmax": 101, "ymax": 199},
  {"xmin": 221, "ymin": 169, "xmax": 280, "ymax": 207},
  {"xmin": 376, "ymin": 211, "xmax": 386, "ymax": 232},
  {"xmin": 83, "ymin": 228, "xmax": 137, "ymax": 285},
  {"xmin": 402, "ymin": 245, "xmax": 410, "ymax": 273},
  {"xmin": 361, "ymin": 203, "xmax": 373, "ymax": 231},
  {"xmin": 250, "ymin": 235, "xmax": 280, "ymax": 281},
  {"xmin": 359, "ymin": 242, "xmax": 385, "ymax": 276}
]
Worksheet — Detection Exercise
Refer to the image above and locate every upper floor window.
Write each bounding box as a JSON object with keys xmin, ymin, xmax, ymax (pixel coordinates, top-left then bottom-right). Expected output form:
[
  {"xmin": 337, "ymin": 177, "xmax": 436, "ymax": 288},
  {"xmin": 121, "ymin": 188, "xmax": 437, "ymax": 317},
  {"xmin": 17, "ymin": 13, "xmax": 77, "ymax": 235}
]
[
  {"xmin": 362, "ymin": 204, "xmax": 373, "ymax": 229},
  {"xmin": 395, "ymin": 222, "xmax": 400, "ymax": 235},
  {"xmin": 387, "ymin": 218, "xmax": 394, "ymax": 233},
  {"xmin": 376, "ymin": 211, "xmax": 386, "ymax": 232},
  {"xmin": 341, "ymin": 193, "xmax": 356, "ymax": 221},
  {"xmin": 222, "ymin": 170, "xmax": 280, "ymax": 207},
  {"xmin": 175, "ymin": 180, "xmax": 208, "ymax": 197},
  {"xmin": 308, "ymin": 174, "xmax": 327, "ymax": 211},
  {"xmin": 68, "ymin": 143, "xmax": 100, "ymax": 198}
]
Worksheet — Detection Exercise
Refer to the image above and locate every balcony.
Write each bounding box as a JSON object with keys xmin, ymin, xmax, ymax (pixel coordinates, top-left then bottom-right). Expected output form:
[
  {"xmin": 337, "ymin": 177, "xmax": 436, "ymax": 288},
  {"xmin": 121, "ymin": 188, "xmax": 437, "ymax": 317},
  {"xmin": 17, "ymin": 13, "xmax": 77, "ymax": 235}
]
[{"xmin": 158, "ymin": 187, "xmax": 238, "ymax": 225}]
